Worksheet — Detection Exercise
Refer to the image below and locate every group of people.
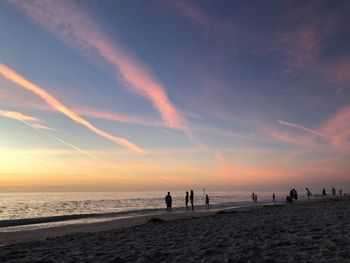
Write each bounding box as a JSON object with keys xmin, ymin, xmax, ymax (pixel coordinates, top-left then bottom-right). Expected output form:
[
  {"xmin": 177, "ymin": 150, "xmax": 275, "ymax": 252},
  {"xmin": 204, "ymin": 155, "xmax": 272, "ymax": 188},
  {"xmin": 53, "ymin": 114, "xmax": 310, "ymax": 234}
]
[
  {"xmin": 166, "ymin": 186, "xmax": 346, "ymax": 211},
  {"xmin": 166, "ymin": 190, "xmax": 208, "ymax": 211},
  {"xmin": 251, "ymin": 192, "xmax": 258, "ymax": 202},
  {"xmin": 286, "ymin": 187, "xmax": 344, "ymax": 203},
  {"xmin": 323, "ymin": 187, "xmax": 343, "ymax": 197}
]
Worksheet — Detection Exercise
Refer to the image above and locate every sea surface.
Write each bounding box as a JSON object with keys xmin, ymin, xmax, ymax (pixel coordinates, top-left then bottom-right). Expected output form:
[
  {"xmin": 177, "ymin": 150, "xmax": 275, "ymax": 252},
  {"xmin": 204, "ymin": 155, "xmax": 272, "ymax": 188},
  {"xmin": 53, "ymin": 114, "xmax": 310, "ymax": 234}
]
[{"xmin": 0, "ymin": 191, "xmax": 286, "ymax": 222}]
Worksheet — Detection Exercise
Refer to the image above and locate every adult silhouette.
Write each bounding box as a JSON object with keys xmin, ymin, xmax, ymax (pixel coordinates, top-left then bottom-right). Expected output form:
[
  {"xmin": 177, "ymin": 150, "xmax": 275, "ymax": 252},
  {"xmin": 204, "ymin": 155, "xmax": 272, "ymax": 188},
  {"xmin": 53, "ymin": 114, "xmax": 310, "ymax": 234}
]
[
  {"xmin": 190, "ymin": 190, "xmax": 194, "ymax": 210},
  {"xmin": 306, "ymin": 187, "xmax": 312, "ymax": 199},
  {"xmin": 185, "ymin": 191, "xmax": 189, "ymax": 209},
  {"xmin": 322, "ymin": 188, "xmax": 327, "ymax": 197},
  {"xmin": 205, "ymin": 194, "xmax": 209, "ymax": 208},
  {"xmin": 165, "ymin": 192, "xmax": 172, "ymax": 211}
]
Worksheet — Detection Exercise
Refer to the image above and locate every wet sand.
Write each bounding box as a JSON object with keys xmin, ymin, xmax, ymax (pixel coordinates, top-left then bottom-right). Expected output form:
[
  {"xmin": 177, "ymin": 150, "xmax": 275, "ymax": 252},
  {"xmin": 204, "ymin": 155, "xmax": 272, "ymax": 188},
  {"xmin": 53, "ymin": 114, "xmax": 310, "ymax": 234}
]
[{"xmin": 0, "ymin": 198, "xmax": 349, "ymax": 262}]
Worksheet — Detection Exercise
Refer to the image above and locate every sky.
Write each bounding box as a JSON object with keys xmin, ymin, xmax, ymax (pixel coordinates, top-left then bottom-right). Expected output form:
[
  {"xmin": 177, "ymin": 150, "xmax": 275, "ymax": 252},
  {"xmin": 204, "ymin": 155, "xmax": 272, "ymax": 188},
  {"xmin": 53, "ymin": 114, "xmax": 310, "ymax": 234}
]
[{"xmin": 0, "ymin": 0, "xmax": 350, "ymax": 192}]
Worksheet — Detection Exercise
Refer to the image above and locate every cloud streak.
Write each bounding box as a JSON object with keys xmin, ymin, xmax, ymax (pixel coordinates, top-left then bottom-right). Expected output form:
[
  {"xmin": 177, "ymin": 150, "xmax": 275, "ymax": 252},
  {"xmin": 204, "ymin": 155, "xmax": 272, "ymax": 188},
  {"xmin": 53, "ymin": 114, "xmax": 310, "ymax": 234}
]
[
  {"xmin": 0, "ymin": 109, "xmax": 38, "ymax": 122},
  {"xmin": 0, "ymin": 108, "xmax": 103, "ymax": 161},
  {"xmin": 0, "ymin": 64, "xmax": 144, "ymax": 154},
  {"xmin": 278, "ymin": 119, "xmax": 329, "ymax": 139},
  {"xmin": 9, "ymin": 0, "xmax": 189, "ymax": 133}
]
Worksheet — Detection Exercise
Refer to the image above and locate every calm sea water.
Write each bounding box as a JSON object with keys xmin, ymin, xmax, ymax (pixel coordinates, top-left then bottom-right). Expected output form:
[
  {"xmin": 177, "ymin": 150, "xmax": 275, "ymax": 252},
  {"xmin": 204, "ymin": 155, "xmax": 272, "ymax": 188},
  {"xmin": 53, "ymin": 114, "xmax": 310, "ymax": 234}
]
[{"xmin": 0, "ymin": 191, "xmax": 288, "ymax": 221}]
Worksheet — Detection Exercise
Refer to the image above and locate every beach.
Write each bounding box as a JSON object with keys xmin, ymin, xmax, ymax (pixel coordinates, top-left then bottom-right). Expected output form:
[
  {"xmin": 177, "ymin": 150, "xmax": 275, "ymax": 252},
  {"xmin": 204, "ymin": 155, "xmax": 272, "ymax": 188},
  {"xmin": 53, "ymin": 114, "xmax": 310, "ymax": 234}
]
[{"xmin": 0, "ymin": 198, "xmax": 349, "ymax": 262}]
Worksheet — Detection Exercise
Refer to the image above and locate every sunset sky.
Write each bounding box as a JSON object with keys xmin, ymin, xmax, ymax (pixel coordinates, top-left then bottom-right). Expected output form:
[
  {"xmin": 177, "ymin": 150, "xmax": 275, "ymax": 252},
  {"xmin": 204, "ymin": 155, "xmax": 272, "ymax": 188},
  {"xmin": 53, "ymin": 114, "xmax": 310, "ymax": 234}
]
[{"xmin": 1, "ymin": 0, "xmax": 350, "ymax": 192}]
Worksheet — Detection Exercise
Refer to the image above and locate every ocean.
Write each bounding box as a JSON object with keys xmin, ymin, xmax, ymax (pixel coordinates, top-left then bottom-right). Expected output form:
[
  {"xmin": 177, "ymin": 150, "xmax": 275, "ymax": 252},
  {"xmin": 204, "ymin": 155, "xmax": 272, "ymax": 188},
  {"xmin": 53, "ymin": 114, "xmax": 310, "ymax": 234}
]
[{"xmin": 0, "ymin": 191, "xmax": 291, "ymax": 231}]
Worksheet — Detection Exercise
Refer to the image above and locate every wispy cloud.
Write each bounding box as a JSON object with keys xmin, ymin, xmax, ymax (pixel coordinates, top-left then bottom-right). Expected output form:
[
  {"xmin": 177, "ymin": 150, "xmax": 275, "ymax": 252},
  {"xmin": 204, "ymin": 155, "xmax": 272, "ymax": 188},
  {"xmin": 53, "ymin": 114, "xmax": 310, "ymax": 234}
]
[
  {"xmin": 0, "ymin": 109, "xmax": 38, "ymax": 122},
  {"xmin": 9, "ymin": 0, "xmax": 189, "ymax": 134},
  {"xmin": 0, "ymin": 108, "xmax": 103, "ymax": 161},
  {"xmin": 0, "ymin": 64, "xmax": 144, "ymax": 154},
  {"xmin": 75, "ymin": 107, "xmax": 164, "ymax": 128},
  {"xmin": 0, "ymin": 108, "xmax": 54, "ymax": 130},
  {"xmin": 278, "ymin": 119, "xmax": 329, "ymax": 139},
  {"xmin": 278, "ymin": 2, "xmax": 350, "ymax": 91},
  {"xmin": 322, "ymin": 105, "xmax": 350, "ymax": 150}
]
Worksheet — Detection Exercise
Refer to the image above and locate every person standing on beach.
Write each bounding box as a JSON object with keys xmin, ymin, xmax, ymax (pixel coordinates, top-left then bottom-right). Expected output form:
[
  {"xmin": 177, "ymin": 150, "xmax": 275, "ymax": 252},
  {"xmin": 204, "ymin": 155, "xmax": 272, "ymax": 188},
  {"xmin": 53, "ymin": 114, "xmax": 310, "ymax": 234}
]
[
  {"xmin": 254, "ymin": 194, "xmax": 258, "ymax": 202},
  {"xmin": 294, "ymin": 189, "xmax": 298, "ymax": 200},
  {"xmin": 339, "ymin": 189, "xmax": 343, "ymax": 196},
  {"xmin": 185, "ymin": 191, "xmax": 189, "ymax": 209},
  {"xmin": 205, "ymin": 194, "xmax": 209, "ymax": 208},
  {"xmin": 252, "ymin": 192, "xmax": 255, "ymax": 202},
  {"xmin": 165, "ymin": 192, "xmax": 172, "ymax": 211},
  {"xmin": 332, "ymin": 187, "xmax": 336, "ymax": 197},
  {"xmin": 322, "ymin": 188, "xmax": 327, "ymax": 197},
  {"xmin": 306, "ymin": 188, "xmax": 312, "ymax": 199},
  {"xmin": 190, "ymin": 190, "xmax": 194, "ymax": 210},
  {"xmin": 272, "ymin": 193, "xmax": 276, "ymax": 202}
]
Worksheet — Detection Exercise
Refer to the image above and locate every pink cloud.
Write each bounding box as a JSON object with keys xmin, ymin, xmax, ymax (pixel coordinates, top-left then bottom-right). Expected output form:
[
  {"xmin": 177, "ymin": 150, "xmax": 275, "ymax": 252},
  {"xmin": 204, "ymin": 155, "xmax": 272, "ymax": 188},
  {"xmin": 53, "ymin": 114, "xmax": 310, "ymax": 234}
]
[
  {"xmin": 0, "ymin": 109, "xmax": 39, "ymax": 122},
  {"xmin": 321, "ymin": 105, "xmax": 350, "ymax": 150},
  {"xmin": 278, "ymin": 5, "xmax": 350, "ymax": 91},
  {"xmin": 9, "ymin": 0, "xmax": 189, "ymax": 134},
  {"xmin": 75, "ymin": 107, "xmax": 164, "ymax": 128},
  {"xmin": 0, "ymin": 64, "xmax": 144, "ymax": 154},
  {"xmin": 0, "ymin": 107, "xmax": 102, "ymax": 160}
]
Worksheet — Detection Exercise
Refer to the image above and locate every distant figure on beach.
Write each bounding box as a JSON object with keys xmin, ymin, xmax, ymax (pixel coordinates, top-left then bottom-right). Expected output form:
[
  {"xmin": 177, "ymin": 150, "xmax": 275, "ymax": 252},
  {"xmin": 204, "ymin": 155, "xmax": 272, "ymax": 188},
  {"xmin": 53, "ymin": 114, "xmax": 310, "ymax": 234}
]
[
  {"xmin": 289, "ymin": 188, "xmax": 298, "ymax": 200},
  {"xmin": 293, "ymin": 189, "xmax": 298, "ymax": 200},
  {"xmin": 185, "ymin": 191, "xmax": 189, "ymax": 209},
  {"xmin": 286, "ymin": 195, "xmax": 293, "ymax": 203},
  {"xmin": 165, "ymin": 192, "xmax": 172, "ymax": 211},
  {"xmin": 190, "ymin": 190, "xmax": 194, "ymax": 210},
  {"xmin": 254, "ymin": 194, "xmax": 258, "ymax": 202},
  {"xmin": 339, "ymin": 189, "xmax": 343, "ymax": 196},
  {"xmin": 332, "ymin": 187, "xmax": 336, "ymax": 197},
  {"xmin": 205, "ymin": 194, "xmax": 209, "ymax": 208},
  {"xmin": 272, "ymin": 193, "xmax": 276, "ymax": 202},
  {"xmin": 306, "ymin": 188, "xmax": 312, "ymax": 199},
  {"xmin": 322, "ymin": 188, "xmax": 327, "ymax": 197},
  {"xmin": 252, "ymin": 192, "xmax": 255, "ymax": 202}
]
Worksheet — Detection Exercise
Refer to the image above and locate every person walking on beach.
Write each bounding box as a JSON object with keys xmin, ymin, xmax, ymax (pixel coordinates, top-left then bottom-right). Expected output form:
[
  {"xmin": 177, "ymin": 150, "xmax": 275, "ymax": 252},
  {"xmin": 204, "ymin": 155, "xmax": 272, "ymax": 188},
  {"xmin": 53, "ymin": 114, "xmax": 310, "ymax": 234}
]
[
  {"xmin": 272, "ymin": 193, "xmax": 276, "ymax": 202},
  {"xmin": 332, "ymin": 187, "xmax": 336, "ymax": 197},
  {"xmin": 190, "ymin": 190, "xmax": 194, "ymax": 210},
  {"xmin": 165, "ymin": 192, "xmax": 172, "ymax": 211},
  {"xmin": 205, "ymin": 194, "xmax": 209, "ymax": 208},
  {"xmin": 306, "ymin": 187, "xmax": 312, "ymax": 199},
  {"xmin": 339, "ymin": 189, "xmax": 343, "ymax": 196},
  {"xmin": 185, "ymin": 191, "xmax": 189, "ymax": 209},
  {"xmin": 322, "ymin": 188, "xmax": 327, "ymax": 197}
]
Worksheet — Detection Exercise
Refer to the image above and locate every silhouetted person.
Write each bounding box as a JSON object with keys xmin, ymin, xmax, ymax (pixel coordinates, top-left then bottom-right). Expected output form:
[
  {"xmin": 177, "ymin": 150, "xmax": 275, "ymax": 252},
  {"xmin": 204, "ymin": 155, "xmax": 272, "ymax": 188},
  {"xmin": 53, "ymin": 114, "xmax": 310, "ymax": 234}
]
[
  {"xmin": 252, "ymin": 192, "xmax": 255, "ymax": 202},
  {"xmin": 339, "ymin": 189, "xmax": 343, "ymax": 196},
  {"xmin": 294, "ymin": 189, "xmax": 298, "ymax": 200},
  {"xmin": 306, "ymin": 187, "xmax": 312, "ymax": 199},
  {"xmin": 272, "ymin": 193, "xmax": 276, "ymax": 202},
  {"xmin": 205, "ymin": 194, "xmax": 209, "ymax": 208},
  {"xmin": 254, "ymin": 194, "xmax": 258, "ymax": 202},
  {"xmin": 286, "ymin": 195, "xmax": 293, "ymax": 203},
  {"xmin": 185, "ymin": 191, "xmax": 189, "ymax": 209},
  {"xmin": 332, "ymin": 187, "xmax": 336, "ymax": 197},
  {"xmin": 165, "ymin": 192, "xmax": 172, "ymax": 211},
  {"xmin": 190, "ymin": 190, "xmax": 194, "ymax": 210},
  {"xmin": 322, "ymin": 188, "xmax": 327, "ymax": 197}
]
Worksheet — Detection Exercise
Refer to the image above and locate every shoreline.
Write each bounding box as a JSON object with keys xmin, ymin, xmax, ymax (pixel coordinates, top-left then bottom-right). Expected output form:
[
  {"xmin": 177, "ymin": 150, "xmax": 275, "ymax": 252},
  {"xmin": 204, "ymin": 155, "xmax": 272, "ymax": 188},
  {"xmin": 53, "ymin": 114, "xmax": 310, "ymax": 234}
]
[
  {"xmin": 0, "ymin": 197, "xmax": 344, "ymax": 246},
  {"xmin": 0, "ymin": 198, "xmax": 278, "ymax": 230}
]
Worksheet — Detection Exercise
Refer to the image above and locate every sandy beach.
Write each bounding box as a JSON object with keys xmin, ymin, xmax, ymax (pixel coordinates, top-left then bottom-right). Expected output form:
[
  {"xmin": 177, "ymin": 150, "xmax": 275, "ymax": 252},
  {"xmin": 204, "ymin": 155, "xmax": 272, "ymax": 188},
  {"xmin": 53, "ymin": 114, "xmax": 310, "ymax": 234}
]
[{"xmin": 0, "ymin": 198, "xmax": 349, "ymax": 262}]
